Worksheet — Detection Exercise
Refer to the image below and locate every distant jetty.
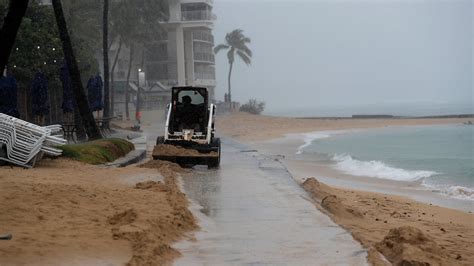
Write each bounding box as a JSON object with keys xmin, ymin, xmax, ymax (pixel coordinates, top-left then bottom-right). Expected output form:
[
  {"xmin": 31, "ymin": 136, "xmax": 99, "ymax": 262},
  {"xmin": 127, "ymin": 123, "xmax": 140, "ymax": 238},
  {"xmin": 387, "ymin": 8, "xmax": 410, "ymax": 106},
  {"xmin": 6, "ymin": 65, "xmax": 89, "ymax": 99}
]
[{"xmin": 298, "ymin": 114, "xmax": 474, "ymax": 119}]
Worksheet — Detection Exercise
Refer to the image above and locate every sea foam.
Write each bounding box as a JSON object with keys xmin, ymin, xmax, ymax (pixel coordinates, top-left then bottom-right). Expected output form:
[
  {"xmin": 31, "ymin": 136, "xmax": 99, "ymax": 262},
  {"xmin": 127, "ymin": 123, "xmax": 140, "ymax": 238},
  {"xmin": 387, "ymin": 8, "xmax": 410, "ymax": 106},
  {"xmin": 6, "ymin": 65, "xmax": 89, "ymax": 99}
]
[
  {"xmin": 332, "ymin": 154, "xmax": 437, "ymax": 182},
  {"xmin": 296, "ymin": 131, "xmax": 334, "ymax": 154},
  {"xmin": 422, "ymin": 182, "xmax": 474, "ymax": 201}
]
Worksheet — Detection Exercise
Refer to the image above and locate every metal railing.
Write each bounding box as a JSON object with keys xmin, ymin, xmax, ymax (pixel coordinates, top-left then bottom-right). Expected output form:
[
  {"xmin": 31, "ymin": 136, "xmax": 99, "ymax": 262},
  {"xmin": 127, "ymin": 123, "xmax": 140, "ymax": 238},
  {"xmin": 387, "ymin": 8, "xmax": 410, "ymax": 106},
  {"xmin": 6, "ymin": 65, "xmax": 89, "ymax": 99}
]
[
  {"xmin": 181, "ymin": 10, "xmax": 216, "ymax": 21},
  {"xmin": 193, "ymin": 31, "xmax": 214, "ymax": 43},
  {"xmin": 195, "ymin": 72, "xmax": 215, "ymax": 80},
  {"xmin": 194, "ymin": 52, "xmax": 215, "ymax": 62}
]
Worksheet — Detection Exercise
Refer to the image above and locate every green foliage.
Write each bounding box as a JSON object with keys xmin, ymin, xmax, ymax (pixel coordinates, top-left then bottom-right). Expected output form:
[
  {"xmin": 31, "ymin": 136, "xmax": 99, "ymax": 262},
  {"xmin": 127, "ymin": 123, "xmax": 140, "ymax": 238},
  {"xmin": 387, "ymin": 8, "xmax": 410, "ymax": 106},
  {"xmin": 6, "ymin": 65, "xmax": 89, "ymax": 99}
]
[
  {"xmin": 59, "ymin": 138, "xmax": 134, "ymax": 164},
  {"xmin": 215, "ymin": 29, "xmax": 252, "ymax": 65},
  {"xmin": 110, "ymin": 0, "xmax": 168, "ymax": 48},
  {"xmin": 1, "ymin": 1, "xmax": 98, "ymax": 89},
  {"xmin": 62, "ymin": 0, "xmax": 102, "ymax": 50},
  {"xmin": 7, "ymin": 2, "xmax": 63, "ymax": 90},
  {"xmin": 240, "ymin": 99, "xmax": 265, "ymax": 115}
]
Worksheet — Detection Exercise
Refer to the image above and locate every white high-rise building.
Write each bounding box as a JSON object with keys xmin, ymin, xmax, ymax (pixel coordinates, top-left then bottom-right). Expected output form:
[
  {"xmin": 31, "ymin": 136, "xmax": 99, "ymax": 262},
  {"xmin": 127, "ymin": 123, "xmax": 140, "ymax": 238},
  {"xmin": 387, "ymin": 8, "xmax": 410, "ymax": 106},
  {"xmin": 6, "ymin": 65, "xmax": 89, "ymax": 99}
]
[
  {"xmin": 145, "ymin": 0, "xmax": 217, "ymax": 99},
  {"xmin": 111, "ymin": 0, "xmax": 217, "ymax": 112}
]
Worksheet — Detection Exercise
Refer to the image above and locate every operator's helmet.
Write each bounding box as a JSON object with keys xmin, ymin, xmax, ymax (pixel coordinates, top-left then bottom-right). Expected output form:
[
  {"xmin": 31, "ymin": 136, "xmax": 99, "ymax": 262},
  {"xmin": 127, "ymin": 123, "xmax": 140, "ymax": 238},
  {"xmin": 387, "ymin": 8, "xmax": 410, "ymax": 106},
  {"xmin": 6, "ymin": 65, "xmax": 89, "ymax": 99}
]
[{"xmin": 182, "ymin": 95, "xmax": 192, "ymax": 104}]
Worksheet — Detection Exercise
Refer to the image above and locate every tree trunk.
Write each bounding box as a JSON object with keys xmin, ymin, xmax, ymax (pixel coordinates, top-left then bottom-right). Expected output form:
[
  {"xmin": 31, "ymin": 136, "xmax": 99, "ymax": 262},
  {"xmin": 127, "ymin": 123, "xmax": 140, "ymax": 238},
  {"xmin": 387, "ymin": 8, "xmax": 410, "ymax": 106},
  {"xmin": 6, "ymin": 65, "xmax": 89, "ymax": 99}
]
[
  {"xmin": 125, "ymin": 43, "xmax": 134, "ymax": 120},
  {"xmin": 102, "ymin": 0, "xmax": 110, "ymax": 118},
  {"xmin": 227, "ymin": 62, "xmax": 233, "ymax": 103},
  {"xmin": 73, "ymin": 102, "xmax": 87, "ymax": 141},
  {"xmin": 0, "ymin": 0, "xmax": 29, "ymax": 74},
  {"xmin": 52, "ymin": 0, "xmax": 102, "ymax": 140},
  {"xmin": 110, "ymin": 37, "xmax": 122, "ymax": 117}
]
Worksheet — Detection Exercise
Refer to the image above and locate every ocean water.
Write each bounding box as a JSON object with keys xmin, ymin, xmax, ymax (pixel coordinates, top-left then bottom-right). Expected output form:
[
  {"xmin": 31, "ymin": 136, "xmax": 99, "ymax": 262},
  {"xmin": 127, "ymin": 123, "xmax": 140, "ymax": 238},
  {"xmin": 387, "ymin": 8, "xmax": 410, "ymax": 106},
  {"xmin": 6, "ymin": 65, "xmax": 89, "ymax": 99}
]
[{"xmin": 298, "ymin": 125, "xmax": 474, "ymax": 201}]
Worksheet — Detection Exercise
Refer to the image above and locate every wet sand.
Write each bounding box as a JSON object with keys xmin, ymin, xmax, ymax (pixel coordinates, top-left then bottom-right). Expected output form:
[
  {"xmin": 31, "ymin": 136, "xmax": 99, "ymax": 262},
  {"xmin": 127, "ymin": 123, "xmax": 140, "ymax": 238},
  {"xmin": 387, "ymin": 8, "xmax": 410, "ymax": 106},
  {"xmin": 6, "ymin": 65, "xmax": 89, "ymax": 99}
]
[
  {"xmin": 302, "ymin": 177, "xmax": 474, "ymax": 265},
  {"xmin": 0, "ymin": 158, "xmax": 196, "ymax": 265},
  {"xmin": 216, "ymin": 112, "xmax": 471, "ymax": 142},
  {"xmin": 217, "ymin": 112, "xmax": 474, "ymax": 265}
]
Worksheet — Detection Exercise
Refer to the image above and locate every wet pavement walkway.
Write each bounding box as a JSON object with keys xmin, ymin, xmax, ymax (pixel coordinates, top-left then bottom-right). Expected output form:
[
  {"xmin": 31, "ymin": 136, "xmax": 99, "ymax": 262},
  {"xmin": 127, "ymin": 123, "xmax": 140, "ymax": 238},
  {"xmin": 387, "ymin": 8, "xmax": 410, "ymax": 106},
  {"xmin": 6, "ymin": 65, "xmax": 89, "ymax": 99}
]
[{"xmin": 174, "ymin": 138, "xmax": 367, "ymax": 265}]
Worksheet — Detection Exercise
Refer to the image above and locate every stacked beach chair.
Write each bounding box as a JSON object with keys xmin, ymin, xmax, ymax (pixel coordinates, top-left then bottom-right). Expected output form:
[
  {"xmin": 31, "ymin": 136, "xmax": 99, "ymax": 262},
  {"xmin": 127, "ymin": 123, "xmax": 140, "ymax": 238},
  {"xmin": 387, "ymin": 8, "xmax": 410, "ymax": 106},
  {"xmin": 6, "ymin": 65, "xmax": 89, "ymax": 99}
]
[{"xmin": 0, "ymin": 113, "xmax": 66, "ymax": 168}]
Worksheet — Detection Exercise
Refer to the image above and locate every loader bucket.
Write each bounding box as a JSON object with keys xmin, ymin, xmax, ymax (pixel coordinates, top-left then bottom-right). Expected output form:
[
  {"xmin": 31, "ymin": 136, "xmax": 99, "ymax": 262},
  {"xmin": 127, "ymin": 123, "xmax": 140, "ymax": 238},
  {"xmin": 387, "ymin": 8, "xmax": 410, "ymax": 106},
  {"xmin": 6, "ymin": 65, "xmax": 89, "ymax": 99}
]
[{"xmin": 152, "ymin": 144, "xmax": 220, "ymax": 168}]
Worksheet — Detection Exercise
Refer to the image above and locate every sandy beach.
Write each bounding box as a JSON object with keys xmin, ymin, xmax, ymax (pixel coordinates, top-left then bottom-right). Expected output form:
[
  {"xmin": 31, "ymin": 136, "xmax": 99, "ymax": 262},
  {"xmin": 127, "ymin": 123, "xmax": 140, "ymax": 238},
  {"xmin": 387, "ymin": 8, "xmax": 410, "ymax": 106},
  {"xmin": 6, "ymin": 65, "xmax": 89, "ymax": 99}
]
[
  {"xmin": 0, "ymin": 158, "xmax": 196, "ymax": 266},
  {"xmin": 218, "ymin": 112, "xmax": 474, "ymax": 265},
  {"xmin": 216, "ymin": 112, "xmax": 471, "ymax": 142}
]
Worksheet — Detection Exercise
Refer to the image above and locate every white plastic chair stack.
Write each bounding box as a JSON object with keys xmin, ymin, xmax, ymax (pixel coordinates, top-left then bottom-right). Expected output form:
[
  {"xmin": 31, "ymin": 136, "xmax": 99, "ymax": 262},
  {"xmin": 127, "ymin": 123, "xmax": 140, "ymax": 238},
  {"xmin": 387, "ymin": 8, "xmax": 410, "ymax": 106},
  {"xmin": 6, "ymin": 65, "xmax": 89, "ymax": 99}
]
[{"xmin": 0, "ymin": 113, "xmax": 67, "ymax": 168}]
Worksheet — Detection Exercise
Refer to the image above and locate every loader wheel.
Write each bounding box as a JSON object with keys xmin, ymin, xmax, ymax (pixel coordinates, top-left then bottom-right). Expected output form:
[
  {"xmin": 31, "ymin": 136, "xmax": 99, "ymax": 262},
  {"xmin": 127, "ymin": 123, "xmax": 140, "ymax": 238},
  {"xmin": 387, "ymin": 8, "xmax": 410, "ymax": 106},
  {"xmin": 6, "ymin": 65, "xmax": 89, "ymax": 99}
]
[
  {"xmin": 156, "ymin": 136, "xmax": 165, "ymax": 145},
  {"xmin": 208, "ymin": 138, "xmax": 221, "ymax": 169}
]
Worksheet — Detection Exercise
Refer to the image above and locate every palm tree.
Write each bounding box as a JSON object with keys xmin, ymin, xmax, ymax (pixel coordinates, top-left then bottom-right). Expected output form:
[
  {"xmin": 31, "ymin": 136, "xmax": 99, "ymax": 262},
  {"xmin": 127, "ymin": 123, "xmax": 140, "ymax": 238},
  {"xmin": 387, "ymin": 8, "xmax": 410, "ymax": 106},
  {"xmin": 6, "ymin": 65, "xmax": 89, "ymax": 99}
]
[
  {"xmin": 0, "ymin": 0, "xmax": 30, "ymax": 75},
  {"xmin": 214, "ymin": 29, "xmax": 252, "ymax": 103},
  {"xmin": 52, "ymin": 0, "xmax": 102, "ymax": 140},
  {"xmin": 102, "ymin": 0, "xmax": 110, "ymax": 118}
]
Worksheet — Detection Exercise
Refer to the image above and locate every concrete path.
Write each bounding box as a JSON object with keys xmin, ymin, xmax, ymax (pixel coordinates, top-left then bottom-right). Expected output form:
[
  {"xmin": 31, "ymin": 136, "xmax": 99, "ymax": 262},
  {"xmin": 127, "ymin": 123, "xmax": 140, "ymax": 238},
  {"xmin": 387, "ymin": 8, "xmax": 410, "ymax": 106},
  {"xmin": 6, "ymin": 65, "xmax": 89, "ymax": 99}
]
[{"xmin": 174, "ymin": 139, "xmax": 367, "ymax": 265}]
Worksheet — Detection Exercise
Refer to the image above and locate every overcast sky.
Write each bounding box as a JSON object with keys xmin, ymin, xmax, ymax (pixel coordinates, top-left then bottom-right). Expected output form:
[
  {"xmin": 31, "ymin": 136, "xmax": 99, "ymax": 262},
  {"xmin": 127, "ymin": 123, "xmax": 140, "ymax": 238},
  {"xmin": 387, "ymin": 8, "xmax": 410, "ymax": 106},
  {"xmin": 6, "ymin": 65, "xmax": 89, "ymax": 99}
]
[{"xmin": 212, "ymin": 0, "xmax": 473, "ymax": 115}]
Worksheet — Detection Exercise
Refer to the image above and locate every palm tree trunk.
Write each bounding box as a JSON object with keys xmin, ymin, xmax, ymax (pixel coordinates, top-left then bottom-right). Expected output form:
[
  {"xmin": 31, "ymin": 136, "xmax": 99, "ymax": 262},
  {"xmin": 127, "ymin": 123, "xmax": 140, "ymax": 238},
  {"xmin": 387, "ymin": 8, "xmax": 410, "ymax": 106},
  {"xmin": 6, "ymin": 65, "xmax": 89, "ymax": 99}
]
[
  {"xmin": 73, "ymin": 102, "xmax": 87, "ymax": 140},
  {"xmin": 52, "ymin": 0, "xmax": 102, "ymax": 140},
  {"xmin": 110, "ymin": 37, "xmax": 122, "ymax": 117},
  {"xmin": 0, "ymin": 0, "xmax": 29, "ymax": 74},
  {"xmin": 125, "ymin": 43, "xmax": 134, "ymax": 120},
  {"xmin": 102, "ymin": 0, "xmax": 110, "ymax": 118},
  {"xmin": 227, "ymin": 62, "xmax": 233, "ymax": 103}
]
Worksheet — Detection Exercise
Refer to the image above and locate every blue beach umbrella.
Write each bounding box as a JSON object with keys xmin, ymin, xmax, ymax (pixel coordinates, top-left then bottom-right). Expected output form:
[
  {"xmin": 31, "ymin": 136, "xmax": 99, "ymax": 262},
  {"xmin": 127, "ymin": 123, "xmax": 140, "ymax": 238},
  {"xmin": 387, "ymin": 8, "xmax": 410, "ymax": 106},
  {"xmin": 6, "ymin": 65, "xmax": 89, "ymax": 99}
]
[
  {"xmin": 60, "ymin": 63, "xmax": 74, "ymax": 113},
  {"xmin": 0, "ymin": 75, "xmax": 20, "ymax": 118},
  {"xmin": 31, "ymin": 72, "xmax": 50, "ymax": 116},
  {"xmin": 87, "ymin": 74, "xmax": 103, "ymax": 112}
]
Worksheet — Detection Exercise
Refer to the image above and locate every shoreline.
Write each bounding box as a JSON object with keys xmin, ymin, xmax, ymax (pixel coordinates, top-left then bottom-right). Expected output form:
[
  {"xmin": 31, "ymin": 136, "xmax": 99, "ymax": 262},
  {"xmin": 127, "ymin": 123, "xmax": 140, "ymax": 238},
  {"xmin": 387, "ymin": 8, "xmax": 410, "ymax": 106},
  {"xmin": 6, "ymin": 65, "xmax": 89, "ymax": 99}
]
[
  {"xmin": 251, "ymin": 128, "xmax": 473, "ymax": 212},
  {"xmin": 217, "ymin": 113, "xmax": 473, "ymax": 211},
  {"xmin": 216, "ymin": 112, "xmax": 472, "ymax": 142},
  {"xmin": 217, "ymin": 113, "xmax": 474, "ymax": 264}
]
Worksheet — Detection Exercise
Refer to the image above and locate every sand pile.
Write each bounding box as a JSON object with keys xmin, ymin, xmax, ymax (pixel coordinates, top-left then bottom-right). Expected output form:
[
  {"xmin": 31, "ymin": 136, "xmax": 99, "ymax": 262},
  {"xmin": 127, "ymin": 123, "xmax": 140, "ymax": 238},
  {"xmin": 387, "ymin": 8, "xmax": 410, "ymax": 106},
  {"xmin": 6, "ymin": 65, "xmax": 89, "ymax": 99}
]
[
  {"xmin": 301, "ymin": 177, "xmax": 474, "ymax": 265},
  {"xmin": 152, "ymin": 144, "xmax": 218, "ymax": 157},
  {"xmin": 302, "ymin": 177, "xmax": 333, "ymax": 201},
  {"xmin": 375, "ymin": 226, "xmax": 452, "ymax": 265},
  {"xmin": 111, "ymin": 160, "xmax": 197, "ymax": 266},
  {"xmin": 139, "ymin": 159, "xmax": 188, "ymax": 173},
  {"xmin": 135, "ymin": 180, "xmax": 168, "ymax": 192},
  {"xmin": 108, "ymin": 209, "xmax": 138, "ymax": 226},
  {"xmin": 303, "ymin": 178, "xmax": 362, "ymax": 219},
  {"xmin": 0, "ymin": 158, "xmax": 197, "ymax": 266}
]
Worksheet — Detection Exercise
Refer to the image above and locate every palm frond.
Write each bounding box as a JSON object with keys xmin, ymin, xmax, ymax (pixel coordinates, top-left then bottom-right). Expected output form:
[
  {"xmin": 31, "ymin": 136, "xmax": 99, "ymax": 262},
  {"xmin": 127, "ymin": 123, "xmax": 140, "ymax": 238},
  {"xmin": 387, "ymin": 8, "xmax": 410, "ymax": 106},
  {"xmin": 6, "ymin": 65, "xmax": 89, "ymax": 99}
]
[
  {"xmin": 236, "ymin": 50, "xmax": 251, "ymax": 65},
  {"xmin": 214, "ymin": 44, "xmax": 229, "ymax": 54},
  {"xmin": 235, "ymin": 43, "xmax": 252, "ymax": 58},
  {"xmin": 242, "ymin": 37, "xmax": 251, "ymax": 43}
]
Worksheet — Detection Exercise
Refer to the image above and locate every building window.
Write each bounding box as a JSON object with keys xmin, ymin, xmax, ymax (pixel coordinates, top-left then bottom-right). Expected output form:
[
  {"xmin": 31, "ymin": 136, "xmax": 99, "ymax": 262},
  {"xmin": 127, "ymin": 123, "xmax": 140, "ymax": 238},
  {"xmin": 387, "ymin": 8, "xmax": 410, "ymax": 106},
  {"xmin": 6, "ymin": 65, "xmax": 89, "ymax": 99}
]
[{"xmin": 146, "ymin": 63, "xmax": 168, "ymax": 81}]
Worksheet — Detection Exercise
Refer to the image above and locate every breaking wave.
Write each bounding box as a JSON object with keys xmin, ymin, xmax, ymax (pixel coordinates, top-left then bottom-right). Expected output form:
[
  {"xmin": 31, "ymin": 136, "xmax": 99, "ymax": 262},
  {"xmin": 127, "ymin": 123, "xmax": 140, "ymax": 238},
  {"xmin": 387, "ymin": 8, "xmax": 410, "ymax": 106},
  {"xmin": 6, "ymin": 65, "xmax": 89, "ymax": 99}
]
[
  {"xmin": 422, "ymin": 183, "xmax": 474, "ymax": 201},
  {"xmin": 296, "ymin": 132, "xmax": 333, "ymax": 154},
  {"xmin": 332, "ymin": 154, "xmax": 437, "ymax": 182}
]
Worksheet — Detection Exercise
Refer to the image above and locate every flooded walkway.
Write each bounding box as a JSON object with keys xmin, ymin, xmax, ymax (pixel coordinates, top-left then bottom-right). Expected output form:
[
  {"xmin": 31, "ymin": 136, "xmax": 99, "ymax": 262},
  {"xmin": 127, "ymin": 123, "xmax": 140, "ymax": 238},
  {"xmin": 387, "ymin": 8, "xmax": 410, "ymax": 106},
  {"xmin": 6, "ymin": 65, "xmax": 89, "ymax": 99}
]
[{"xmin": 174, "ymin": 139, "xmax": 367, "ymax": 265}]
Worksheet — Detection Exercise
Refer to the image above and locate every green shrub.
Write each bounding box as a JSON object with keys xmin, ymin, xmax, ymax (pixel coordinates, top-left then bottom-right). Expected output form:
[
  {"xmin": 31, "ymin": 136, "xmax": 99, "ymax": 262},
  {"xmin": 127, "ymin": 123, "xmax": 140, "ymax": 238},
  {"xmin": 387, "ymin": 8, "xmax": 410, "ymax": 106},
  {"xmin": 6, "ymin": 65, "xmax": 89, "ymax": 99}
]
[
  {"xmin": 59, "ymin": 138, "xmax": 134, "ymax": 164},
  {"xmin": 239, "ymin": 99, "xmax": 265, "ymax": 115}
]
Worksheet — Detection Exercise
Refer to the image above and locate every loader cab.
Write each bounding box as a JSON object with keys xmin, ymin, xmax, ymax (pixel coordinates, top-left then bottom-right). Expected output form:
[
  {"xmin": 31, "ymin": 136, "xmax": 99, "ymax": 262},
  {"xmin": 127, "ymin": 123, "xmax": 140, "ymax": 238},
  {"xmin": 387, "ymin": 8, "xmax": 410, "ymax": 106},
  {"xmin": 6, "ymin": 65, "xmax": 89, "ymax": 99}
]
[{"xmin": 169, "ymin": 87, "xmax": 209, "ymax": 135}]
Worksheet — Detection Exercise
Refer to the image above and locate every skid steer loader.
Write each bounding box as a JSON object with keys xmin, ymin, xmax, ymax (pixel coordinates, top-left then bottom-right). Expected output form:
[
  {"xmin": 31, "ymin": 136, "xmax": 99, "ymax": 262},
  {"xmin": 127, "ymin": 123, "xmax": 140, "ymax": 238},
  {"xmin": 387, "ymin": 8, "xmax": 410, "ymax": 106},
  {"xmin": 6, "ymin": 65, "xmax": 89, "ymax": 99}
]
[{"xmin": 153, "ymin": 86, "xmax": 220, "ymax": 168}]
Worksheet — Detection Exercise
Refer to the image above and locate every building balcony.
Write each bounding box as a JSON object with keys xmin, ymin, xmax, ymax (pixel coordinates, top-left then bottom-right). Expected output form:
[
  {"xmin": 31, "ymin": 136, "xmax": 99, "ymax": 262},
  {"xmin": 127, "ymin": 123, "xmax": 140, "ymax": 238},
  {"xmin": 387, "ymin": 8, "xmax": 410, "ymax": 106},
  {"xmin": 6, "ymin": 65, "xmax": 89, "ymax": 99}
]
[
  {"xmin": 194, "ymin": 72, "xmax": 215, "ymax": 80},
  {"xmin": 192, "ymin": 31, "xmax": 214, "ymax": 44},
  {"xmin": 194, "ymin": 52, "xmax": 215, "ymax": 63},
  {"xmin": 181, "ymin": 10, "xmax": 217, "ymax": 21}
]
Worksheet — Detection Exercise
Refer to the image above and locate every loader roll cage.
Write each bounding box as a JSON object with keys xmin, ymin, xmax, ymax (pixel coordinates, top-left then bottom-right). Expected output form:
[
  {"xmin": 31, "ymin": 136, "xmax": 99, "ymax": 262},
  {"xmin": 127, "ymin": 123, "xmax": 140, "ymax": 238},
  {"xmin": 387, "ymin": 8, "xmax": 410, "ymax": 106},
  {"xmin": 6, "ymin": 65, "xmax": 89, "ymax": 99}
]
[
  {"xmin": 164, "ymin": 87, "xmax": 216, "ymax": 145},
  {"xmin": 157, "ymin": 86, "xmax": 220, "ymax": 168},
  {"xmin": 169, "ymin": 87, "xmax": 208, "ymax": 134}
]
